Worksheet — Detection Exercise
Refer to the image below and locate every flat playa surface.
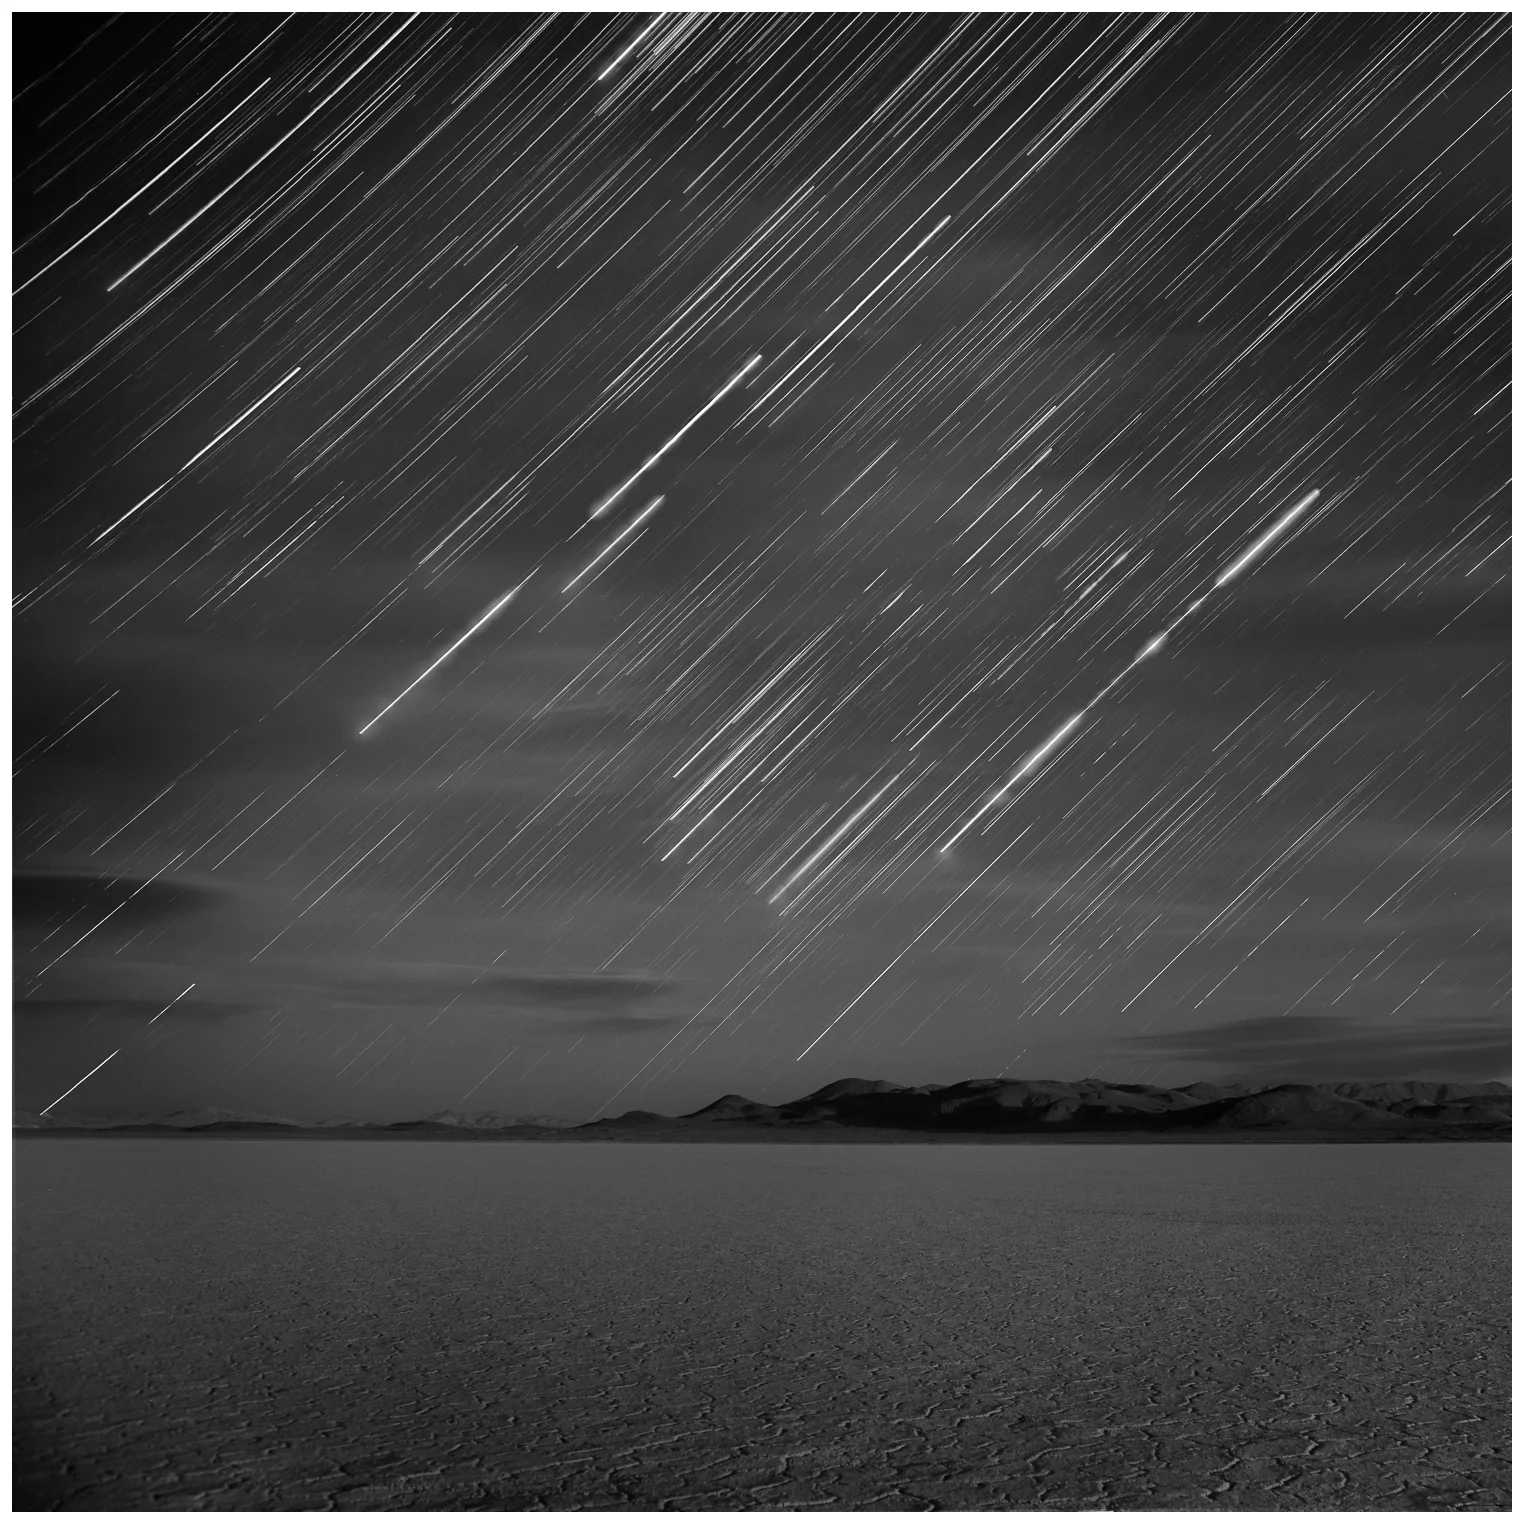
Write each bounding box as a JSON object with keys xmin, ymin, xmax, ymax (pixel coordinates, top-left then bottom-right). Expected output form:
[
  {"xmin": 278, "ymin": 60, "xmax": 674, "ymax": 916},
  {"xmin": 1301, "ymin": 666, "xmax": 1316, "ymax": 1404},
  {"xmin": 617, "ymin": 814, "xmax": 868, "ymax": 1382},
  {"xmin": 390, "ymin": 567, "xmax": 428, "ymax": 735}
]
[{"xmin": 14, "ymin": 1142, "xmax": 1508, "ymax": 1511}]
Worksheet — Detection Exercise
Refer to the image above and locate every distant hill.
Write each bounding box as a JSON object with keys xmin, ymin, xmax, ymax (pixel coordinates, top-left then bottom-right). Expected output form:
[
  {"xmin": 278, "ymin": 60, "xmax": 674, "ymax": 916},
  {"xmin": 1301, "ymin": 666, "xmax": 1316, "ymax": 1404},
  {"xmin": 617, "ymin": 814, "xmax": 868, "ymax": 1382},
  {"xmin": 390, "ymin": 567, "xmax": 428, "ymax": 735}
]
[
  {"xmin": 17, "ymin": 1076, "xmax": 1508, "ymax": 1139},
  {"xmin": 13, "ymin": 1107, "xmax": 304, "ymax": 1131},
  {"xmin": 14, "ymin": 1107, "xmax": 580, "ymax": 1134}
]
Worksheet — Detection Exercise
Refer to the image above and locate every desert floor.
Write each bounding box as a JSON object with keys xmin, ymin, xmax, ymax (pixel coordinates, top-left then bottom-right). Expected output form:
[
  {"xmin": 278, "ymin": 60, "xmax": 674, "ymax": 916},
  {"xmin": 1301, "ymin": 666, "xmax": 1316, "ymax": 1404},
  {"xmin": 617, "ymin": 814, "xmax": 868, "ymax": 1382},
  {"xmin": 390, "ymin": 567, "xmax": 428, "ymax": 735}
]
[{"xmin": 14, "ymin": 1140, "xmax": 1508, "ymax": 1511}]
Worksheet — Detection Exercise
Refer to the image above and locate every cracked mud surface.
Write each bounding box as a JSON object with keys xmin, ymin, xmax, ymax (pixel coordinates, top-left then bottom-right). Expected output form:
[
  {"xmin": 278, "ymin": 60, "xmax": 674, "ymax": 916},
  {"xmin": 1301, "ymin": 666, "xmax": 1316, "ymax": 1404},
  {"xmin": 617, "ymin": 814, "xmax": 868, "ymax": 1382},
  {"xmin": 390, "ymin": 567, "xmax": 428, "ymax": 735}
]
[{"xmin": 14, "ymin": 1141, "xmax": 1508, "ymax": 1511}]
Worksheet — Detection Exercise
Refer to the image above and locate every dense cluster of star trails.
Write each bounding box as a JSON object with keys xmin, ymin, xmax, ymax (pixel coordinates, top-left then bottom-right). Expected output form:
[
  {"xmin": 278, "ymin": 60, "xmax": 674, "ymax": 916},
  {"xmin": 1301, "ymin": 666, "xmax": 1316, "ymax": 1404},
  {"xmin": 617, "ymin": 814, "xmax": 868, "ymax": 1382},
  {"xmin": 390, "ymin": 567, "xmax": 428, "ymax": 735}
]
[{"xmin": 15, "ymin": 13, "xmax": 1508, "ymax": 1119}]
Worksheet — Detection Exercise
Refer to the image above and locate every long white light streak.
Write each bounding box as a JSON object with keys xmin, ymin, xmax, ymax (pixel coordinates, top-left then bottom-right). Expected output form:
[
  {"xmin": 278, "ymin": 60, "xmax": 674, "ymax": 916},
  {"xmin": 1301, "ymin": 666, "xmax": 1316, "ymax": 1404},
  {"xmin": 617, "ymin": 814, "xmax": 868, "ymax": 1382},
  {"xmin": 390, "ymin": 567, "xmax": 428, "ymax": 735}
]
[
  {"xmin": 106, "ymin": 14, "xmax": 419, "ymax": 290},
  {"xmin": 358, "ymin": 571, "xmax": 535, "ymax": 734},
  {"xmin": 940, "ymin": 712, "xmax": 1088, "ymax": 854},
  {"xmin": 1120, "ymin": 780, "xmax": 1371, "ymax": 1014},
  {"xmin": 1213, "ymin": 489, "xmax": 1323, "ymax": 586},
  {"xmin": 665, "ymin": 693, "xmax": 846, "ymax": 863},
  {"xmin": 666, "ymin": 683, "xmax": 814, "ymax": 817},
  {"xmin": 820, "ymin": 446, "xmax": 897, "ymax": 512},
  {"xmin": 939, "ymin": 487, "xmax": 1325, "ymax": 854},
  {"xmin": 41, "ymin": 1051, "xmax": 121, "ymax": 1115},
  {"xmin": 182, "ymin": 367, "xmax": 305, "ymax": 469},
  {"xmin": 147, "ymin": 984, "xmax": 198, "ymax": 1024},
  {"xmin": 745, "ymin": 218, "xmax": 950, "ymax": 419},
  {"xmin": 1257, "ymin": 695, "xmax": 1370, "ymax": 798},
  {"xmin": 31, "ymin": 853, "xmax": 189, "ymax": 979},
  {"xmin": 460, "ymin": 1046, "xmax": 521, "ymax": 1100},
  {"xmin": 773, "ymin": 777, "xmax": 922, "ymax": 915},
  {"xmin": 766, "ymin": 774, "xmax": 903, "ymax": 903},
  {"xmin": 91, "ymin": 367, "xmax": 303, "ymax": 543},
  {"xmin": 565, "ymin": 496, "xmax": 664, "ymax": 589},
  {"xmin": 17, "ymin": 79, "xmax": 273, "ymax": 294},
  {"xmin": 670, "ymin": 637, "xmax": 823, "ymax": 777},
  {"xmin": 796, "ymin": 847, "xmax": 1015, "ymax": 1060},
  {"xmin": 13, "ymin": 690, "xmax": 116, "ymax": 771},
  {"xmin": 939, "ymin": 442, "xmax": 1051, "ymax": 525},
  {"xmin": 597, "ymin": 16, "xmax": 664, "ymax": 81},
  {"xmin": 588, "ymin": 357, "xmax": 761, "ymax": 520}
]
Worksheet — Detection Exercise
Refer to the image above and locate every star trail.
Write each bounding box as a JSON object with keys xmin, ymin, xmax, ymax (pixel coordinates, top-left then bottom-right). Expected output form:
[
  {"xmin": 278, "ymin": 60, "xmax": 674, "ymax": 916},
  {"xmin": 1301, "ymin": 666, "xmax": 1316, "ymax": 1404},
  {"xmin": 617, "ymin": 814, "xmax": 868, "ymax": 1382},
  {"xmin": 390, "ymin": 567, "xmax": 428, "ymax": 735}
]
[{"xmin": 15, "ymin": 12, "xmax": 1509, "ymax": 1121}]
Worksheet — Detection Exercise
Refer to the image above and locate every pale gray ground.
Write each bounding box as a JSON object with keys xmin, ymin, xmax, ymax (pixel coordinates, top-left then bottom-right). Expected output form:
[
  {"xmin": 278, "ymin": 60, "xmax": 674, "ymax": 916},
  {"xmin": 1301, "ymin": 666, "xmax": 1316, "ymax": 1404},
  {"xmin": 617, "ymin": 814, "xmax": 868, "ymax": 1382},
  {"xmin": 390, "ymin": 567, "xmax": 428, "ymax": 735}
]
[{"xmin": 13, "ymin": 1141, "xmax": 1508, "ymax": 1511}]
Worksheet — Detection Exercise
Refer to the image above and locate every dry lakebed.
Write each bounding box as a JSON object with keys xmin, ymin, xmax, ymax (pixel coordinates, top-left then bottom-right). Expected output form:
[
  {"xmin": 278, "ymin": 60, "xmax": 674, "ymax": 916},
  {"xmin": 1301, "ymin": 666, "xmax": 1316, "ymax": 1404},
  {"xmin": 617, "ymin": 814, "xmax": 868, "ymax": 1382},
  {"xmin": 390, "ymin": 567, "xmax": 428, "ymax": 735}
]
[{"xmin": 13, "ymin": 1139, "xmax": 1509, "ymax": 1511}]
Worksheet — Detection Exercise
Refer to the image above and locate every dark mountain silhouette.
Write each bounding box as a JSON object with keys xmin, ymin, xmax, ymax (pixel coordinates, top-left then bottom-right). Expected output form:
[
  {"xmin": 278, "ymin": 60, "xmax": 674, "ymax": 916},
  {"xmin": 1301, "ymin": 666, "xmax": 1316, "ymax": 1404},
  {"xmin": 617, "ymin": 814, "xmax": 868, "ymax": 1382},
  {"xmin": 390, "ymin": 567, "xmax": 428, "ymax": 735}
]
[
  {"xmin": 15, "ymin": 1077, "xmax": 1509, "ymax": 1138},
  {"xmin": 589, "ymin": 1075, "xmax": 1511, "ymax": 1137}
]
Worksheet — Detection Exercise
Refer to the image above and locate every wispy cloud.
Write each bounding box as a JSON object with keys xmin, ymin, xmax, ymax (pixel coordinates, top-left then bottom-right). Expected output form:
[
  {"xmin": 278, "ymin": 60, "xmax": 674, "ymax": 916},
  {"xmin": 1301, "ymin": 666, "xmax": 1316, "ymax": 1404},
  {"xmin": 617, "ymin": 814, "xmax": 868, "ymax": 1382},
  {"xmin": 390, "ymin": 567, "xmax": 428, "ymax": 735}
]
[
  {"xmin": 14, "ymin": 870, "xmax": 224, "ymax": 929},
  {"xmin": 16, "ymin": 997, "xmax": 264, "ymax": 1022},
  {"xmin": 484, "ymin": 970, "xmax": 672, "ymax": 1007},
  {"xmin": 1123, "ymin": 1011, "xmax": 1509, "ymax": 1081}
]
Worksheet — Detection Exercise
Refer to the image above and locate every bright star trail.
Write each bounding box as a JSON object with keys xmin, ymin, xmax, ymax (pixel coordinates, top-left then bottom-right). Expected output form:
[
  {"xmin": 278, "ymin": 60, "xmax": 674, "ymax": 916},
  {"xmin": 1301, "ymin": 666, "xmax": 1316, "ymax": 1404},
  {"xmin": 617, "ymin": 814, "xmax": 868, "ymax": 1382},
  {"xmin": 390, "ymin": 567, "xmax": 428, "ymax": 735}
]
[
  {"xmin": 358, "ymin": 572, "xmax": 537, "ymax": 735},
  {"xmin": 40, "ymin": 1050, "xmax": 121, "ymax": 1116},
  {"xmin": 15, "ymin": 13, "xmax": 1507, "ymax": 1123},
  {"xmin": 1214, "ymin": 489, "xmax": 1324, "ymax": 588},
  {"xmin": 588, "ymin": 356, "xmax": 762, "ymax": 519},
  {"xmin": 937, "ymin": 487, "xmax": 1324, "ymax": 854},
  {"xmin": 566, "ymin": 495, "xmax": 665, "ymax": 590},
  {"xmin": 91, "ymin": 366, "xmax": 303, "ymax": 543}
]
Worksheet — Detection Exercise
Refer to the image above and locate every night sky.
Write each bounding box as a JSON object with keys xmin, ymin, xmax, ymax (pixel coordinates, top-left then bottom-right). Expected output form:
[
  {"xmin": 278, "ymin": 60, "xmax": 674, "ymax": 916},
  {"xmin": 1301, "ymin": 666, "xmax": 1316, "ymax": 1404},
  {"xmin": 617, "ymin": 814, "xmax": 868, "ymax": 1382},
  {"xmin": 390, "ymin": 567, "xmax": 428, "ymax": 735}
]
[{"xmin": 15, "ymin": 11, "xmax": 1509, "ymax": 1123}]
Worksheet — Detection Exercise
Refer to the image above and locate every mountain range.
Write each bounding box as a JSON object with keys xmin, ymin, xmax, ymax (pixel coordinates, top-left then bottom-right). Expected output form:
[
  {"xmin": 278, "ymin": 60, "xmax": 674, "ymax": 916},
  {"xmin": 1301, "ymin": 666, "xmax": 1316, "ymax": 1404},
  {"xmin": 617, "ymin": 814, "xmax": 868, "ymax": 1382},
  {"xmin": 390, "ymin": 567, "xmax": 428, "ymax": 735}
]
[
  {"xmin": 14, "ymin": 1076, "xmax": 1511, "ymax": 1138},
  {"xmin": 592, "ymin": 1075, "xmax": 1510, "ymax": 1136}
]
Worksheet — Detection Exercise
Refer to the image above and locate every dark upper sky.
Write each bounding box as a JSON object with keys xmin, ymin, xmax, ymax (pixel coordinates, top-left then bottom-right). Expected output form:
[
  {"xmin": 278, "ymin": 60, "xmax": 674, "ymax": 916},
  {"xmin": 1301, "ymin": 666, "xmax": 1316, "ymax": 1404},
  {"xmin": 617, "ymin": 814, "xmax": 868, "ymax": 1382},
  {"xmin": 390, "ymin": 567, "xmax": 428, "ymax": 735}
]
[{"xmin": 15, "ymin": 11, "xmax": 1509, "ymax": 1122}]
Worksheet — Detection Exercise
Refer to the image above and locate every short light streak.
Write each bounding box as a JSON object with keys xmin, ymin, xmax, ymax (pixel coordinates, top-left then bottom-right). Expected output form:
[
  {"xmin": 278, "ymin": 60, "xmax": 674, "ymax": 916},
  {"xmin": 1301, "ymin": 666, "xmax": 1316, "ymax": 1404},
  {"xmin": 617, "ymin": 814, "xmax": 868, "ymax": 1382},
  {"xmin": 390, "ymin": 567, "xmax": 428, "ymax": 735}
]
[
  {"xmin": 671, "ymin": 636, "xmax": 828, "ymax": 777},
  {"xmin": 1387, "ymin": 962, "xmax": 1445, "ymax": 1015},
  {"xmin": 670, "ymin": 682, "xmax": 787, "ymax": 780},
  {"xmin": 301, "ymin": 818, "xmax": 411, "ymax": 913},
  {"xmin": 588, "ymin": 356, "xmax": 761, "ymax": 520},
  {"xmin": 1073, "ymin": 548, "xmax": 1132, "ymax": 601},
  {"xmin": 206, "ymin": 759, "xmax": 343, "ymax": 870},
  {"xmin": 658, "ymin": 765, "xmax": 773, "ymax": 860},
  {"xmin": 41, "ymin": 1051, "xmax": 121, "ymax": 1115},
  {"xmin": 357, "ymin": 571, "xmax": 536, "ymax": 734},
  {"xmin": 819, "ymin": 446, "xmax": 897, "ymax": 512},
  {"xmin": 1360, "ymin": 795, "xmax": 1504, "ymax": 923},
  {"xmin": 659, "ymin": 702, "xmax": 826, "ymax": 859},
  {"xmin": 953, "ymin": 489, "xmax": 1043, "ymax": 569}
]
